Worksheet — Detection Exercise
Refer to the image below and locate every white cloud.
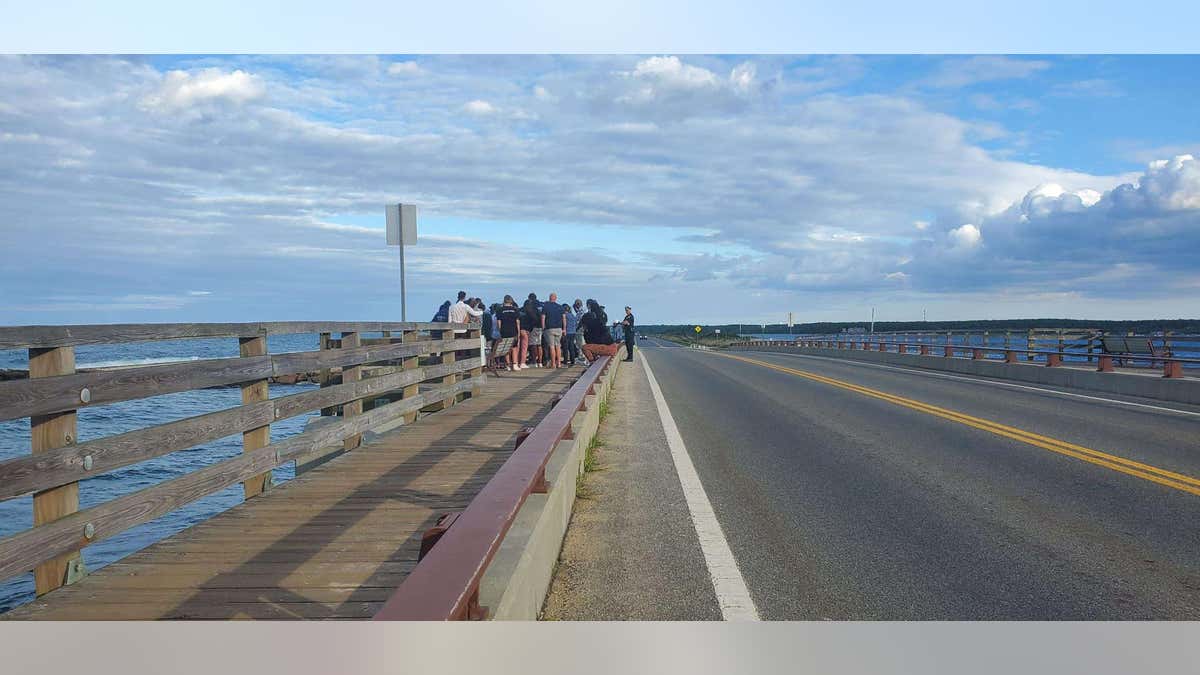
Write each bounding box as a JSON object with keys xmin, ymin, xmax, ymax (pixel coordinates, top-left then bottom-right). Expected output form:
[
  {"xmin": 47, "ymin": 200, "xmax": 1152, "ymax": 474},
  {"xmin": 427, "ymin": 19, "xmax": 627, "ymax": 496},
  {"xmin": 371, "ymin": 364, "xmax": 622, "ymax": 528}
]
[
  {"xmin": 948, "ymin": 223, "xmax": 982, "ymax": 249},
  {"xmin": 0, "ymin": 55, "xmax": 1194, "ymax": 323},
  {"xmin": 923, "ymin": 56, "xmax": 1050, "ymax": 88},
  {"xmin": 631, "ymin": 56, "xmax": 719, "ymax": 89},
  {"xmin": 141, "ymin": 68, "xmax": 265, "ymax": 111},
  {"xmin": 730, "ymin": 62, "xmax": 756, "ymax": 93},
  {"xmin": 387, "ymin": 61, "xmax": 422, "ymax": 76},
  {"xmin": 462, "ymin": 99, "xmax": 497, "ymax": 115}
]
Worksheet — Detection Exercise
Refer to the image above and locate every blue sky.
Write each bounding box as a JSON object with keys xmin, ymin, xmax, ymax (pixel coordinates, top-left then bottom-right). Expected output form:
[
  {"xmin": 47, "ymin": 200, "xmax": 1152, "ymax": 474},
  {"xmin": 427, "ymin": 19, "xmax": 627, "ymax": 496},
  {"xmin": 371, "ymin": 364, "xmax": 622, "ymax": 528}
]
[{"xmin": 1, "ymin": 54, "xmax": 1198, "ymax": 326}]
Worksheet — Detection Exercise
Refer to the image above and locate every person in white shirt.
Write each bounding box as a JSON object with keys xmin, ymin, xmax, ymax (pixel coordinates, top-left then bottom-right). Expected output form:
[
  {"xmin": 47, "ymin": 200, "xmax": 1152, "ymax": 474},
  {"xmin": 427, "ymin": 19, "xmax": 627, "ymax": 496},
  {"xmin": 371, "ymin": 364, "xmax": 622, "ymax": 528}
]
[{"xmin": 449, "ymin": 290, "xmax": 483, "ymax": 334}]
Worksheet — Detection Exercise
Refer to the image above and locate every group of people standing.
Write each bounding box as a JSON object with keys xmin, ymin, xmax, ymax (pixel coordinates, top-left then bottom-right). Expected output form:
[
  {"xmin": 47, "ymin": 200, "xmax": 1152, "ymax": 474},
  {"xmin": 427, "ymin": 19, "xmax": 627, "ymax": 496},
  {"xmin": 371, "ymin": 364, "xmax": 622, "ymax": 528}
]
[{"xmin": 435, "ymin": 292, "xmax": 636, "ymax": 371}]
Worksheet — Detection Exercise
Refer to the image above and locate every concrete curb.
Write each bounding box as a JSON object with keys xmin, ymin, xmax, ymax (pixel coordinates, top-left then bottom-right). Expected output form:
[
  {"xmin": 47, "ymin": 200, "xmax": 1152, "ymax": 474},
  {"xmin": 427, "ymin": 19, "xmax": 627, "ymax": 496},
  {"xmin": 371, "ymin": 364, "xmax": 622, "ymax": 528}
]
[
  {"xmin": 477, "ymin": 359, "xmax": 620, "ymax": 620},
  {"xmin": 728, "ymin": 344, "xmax": 1200, "ymax": 405}
]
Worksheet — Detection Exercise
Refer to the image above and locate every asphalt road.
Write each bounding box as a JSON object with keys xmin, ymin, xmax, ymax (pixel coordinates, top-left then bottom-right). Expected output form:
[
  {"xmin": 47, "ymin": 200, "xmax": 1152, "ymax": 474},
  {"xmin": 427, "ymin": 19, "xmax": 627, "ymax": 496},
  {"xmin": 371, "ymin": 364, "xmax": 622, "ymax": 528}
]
[{"xmin": 637, "ymin": 337, "xmax": 1200, "ymax": 619}]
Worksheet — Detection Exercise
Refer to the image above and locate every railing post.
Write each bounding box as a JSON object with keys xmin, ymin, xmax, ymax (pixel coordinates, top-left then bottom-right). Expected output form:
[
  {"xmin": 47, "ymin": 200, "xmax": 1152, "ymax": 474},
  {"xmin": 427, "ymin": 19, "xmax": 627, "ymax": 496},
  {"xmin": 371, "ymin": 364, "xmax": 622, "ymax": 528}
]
[
  {"xmin": 1097, "ymin": 354, "xmax": 1114, "ymax": 372},
  {"xmin": 972, "ymin": 348, "xmax": 985, "ymax": 360},
  {"xmin": 402, "ymin": 329, "xmax": 421, "ymax": 424},
  {"xmin": 920, "ymin": 344, "xmax": 929, "ymax": 356},
  {"xmin": 318, "ymin": 332, "xmax": 335, "ymax": 416},
  {"xmin": 468, "ymin": 327, "xmax": 483, "ymax": 398},
  {"xmin": 438, "ymin": 329, "xmax": 458, "ymax": 410},
  {"xmin": 944, "ymin": 345, "xmax": 953, "ymax": 358},
  {"xmin": 1004, "ymin": 350, "xmax": 1017, "ymax": 364},
  {"xmin": 1046, "ymin": 353, "xmax": 1062, "ymax": 367},
  {"xmin": 1026, "ymin": 329, "xmax": 1035, "ymax": 361},
  {"xmin": 1057, "ymin": 330, "xmax": 1065, "ymax": 363},
  {"xmin": 239, "ymin": 336, "xmax": 272, "ymax": 498},
  {"xmin": 29, "ymin": 346, "xmax": 83, "ymax": 595},
  {"xmin": 1164, "ymin": 360, "xmax": 1183, "ymax": 379},
  {"xmin": 341, "ymin": 332, "xmax": 363, "ymax": 450}
]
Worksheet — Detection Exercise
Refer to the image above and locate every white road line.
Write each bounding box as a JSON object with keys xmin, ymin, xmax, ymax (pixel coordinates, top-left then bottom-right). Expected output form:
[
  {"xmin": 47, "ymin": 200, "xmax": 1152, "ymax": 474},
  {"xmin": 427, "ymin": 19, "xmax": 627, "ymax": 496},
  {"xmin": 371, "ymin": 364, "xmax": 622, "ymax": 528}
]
[
  {"xmin": 638, "ymin": 352, "xmax": 760, "ymax": 621},
  {"xmin": 750, "ymin": 350, "xmax": 1200, "ymax": 418}
]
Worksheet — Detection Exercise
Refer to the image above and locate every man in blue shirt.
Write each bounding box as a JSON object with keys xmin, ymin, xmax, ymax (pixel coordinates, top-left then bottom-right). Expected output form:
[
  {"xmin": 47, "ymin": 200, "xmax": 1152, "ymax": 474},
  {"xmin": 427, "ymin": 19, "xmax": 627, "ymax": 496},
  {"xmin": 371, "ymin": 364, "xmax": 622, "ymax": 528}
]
[
  {"xmin": 563, "ymin": 302, "xmax": 579, "ymax": 365},
  {"xmin": 541, "ymin": 292, "xmax": 567, "ymax": 368}
]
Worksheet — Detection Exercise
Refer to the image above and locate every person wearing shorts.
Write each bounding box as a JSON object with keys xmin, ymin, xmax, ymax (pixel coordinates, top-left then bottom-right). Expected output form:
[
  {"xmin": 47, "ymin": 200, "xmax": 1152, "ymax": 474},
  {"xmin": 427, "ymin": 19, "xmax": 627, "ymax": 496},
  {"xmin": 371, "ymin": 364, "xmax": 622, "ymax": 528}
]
[
  {"xmin": 541, "ymin": 292, "xmax": 566, "ymax": 368},
  {"xmin": 524, "ymin": 293, "xmax": 544, "ymax": 367}
]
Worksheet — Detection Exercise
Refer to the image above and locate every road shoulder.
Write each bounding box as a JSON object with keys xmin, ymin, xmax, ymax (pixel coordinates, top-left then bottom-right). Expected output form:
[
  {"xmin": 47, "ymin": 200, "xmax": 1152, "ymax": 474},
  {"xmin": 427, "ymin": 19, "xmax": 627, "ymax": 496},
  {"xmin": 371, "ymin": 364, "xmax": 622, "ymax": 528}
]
[{"xmin": 541, "ymin": 354, "xmax": 723, "ymax": 620}]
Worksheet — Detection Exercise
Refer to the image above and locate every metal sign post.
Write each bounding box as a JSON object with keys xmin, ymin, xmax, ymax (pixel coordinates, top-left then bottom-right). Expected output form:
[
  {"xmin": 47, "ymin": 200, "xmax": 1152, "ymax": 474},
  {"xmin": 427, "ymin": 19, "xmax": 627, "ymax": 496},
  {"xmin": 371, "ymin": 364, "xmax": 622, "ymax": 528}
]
[{"xmin": 386, "ymin": 204, "xmax": 418, "ymax": 320}]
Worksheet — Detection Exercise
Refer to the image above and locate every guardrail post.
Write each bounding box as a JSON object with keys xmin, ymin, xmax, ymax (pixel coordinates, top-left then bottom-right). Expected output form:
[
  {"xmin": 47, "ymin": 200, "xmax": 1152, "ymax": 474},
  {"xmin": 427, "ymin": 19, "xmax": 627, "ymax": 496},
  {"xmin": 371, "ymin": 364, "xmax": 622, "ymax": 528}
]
[
  {"xmin": 944, "ymin": 345, "xmax": 953, "ymax": 358},
  {"xmin": 972, "ymin": 348, "xmax": 985, "ymax": 360},
  {"xmin": 1097, "ymin": 354, "xmax": 1114, "ymax": 372},
  {"xmin": 919, "ymin": 345, "xmax": 929, "ymax": 356},
  {"xmin": 341, "ymin": 332, "xmax": 363, "ymax": 450},
  {"xmin": 1004, "ymin": 350, "xmax": 1017, "ymax": 364},
  {"xmin": 1046, "ymin": 353, "xmax": 1062, "ymax": 367},
  {"xmin": 29, "ymin": 346, "xmax": 83, "ymax": 595},
  {"xmin": 468, "ymin": 327, "xmax": 483, "ymax": 398},
  {"xmin": 1164, "ymin": 360, "xmax": 1183, "ymax": 379},
  {"xmin": 438, "ymin": 329, "xmax": 458, "ymax": 410},
  {"xmin": 878, "ymin": 341, "xmax": 886, "ymax": 352},
  {"xmin": 402, "ymin": 329, "xmax": 421, "ymax": 424},
  {"xmin": 239, "ymin": 336, "xmax": 273, "ymax": 498},
  {"xmin": 318, "ymin": 332, "xmax": 335, "ymax": 416}
]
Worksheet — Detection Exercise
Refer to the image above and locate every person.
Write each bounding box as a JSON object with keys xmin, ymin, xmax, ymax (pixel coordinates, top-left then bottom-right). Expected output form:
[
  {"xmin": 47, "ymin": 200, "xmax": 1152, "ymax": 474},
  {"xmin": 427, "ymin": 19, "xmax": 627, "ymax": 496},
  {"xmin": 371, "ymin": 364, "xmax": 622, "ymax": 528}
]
[
  {"xmin": 572, "ymin": 299, "xmax": 589, "ymax": 366},
  {"xmin": 432, "ymin": 300, "xmax": 451, "ymax": 323},
  {"xmin": 580, "ymin": 299, "xmax": 620, "ymax": 361},
  {"xmin": 621, "ymin": 305, "xmax": 636, "ymax": 362},
  {"xmin": 495, "ymin": 295, "xmax": 521, "ymax": 371},
  {"xmin": 523, "ymin": 293, "xmax": 544, "ymax": 368},
  {"xmin": 542, "ymin": 292, "xmax": 566, "ymax": 369},
  {"xmin": 479, "ymin": 299, "xmax": 494, "ymax": 357},
  {"xmin": 448, "ymin": 291, "xmax": 483, "ymax": 334},
  {"xmin": 562, "ymin": 303, "xmax": 579, "ymax": 366},
  {"xmin": 516, "ymin": 294, "xmax": 533, "ymax": 370}
]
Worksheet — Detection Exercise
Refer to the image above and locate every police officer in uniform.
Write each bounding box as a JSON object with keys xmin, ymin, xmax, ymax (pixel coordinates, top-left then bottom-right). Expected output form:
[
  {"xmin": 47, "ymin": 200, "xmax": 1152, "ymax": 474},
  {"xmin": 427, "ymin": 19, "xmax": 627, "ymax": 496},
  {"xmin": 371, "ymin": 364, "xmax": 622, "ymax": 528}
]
[{"xmin": 621, "ymin": 306, "xmax": 636, "ymax": 361}]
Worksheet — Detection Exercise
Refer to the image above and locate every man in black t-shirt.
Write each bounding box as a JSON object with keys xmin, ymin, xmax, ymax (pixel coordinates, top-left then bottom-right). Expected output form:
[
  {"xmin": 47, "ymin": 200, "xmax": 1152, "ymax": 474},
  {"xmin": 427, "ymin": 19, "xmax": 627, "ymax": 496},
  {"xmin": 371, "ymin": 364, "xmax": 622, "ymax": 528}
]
[
  {"xmin": 496, "ymin": 295, "xmax": 522, "ymax": 370},
  {"xmin": 621, "ymin": 306, "xmax": 636, "ymax": 361}
]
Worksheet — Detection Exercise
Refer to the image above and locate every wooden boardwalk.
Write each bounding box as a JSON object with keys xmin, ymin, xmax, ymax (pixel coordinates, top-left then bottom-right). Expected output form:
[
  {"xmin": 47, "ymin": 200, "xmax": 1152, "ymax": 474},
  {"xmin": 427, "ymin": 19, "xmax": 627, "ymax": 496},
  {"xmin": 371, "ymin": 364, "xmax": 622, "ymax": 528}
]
[{"xmin": 4, "ymin": 366, "xmax": 578, "ymax": 620}]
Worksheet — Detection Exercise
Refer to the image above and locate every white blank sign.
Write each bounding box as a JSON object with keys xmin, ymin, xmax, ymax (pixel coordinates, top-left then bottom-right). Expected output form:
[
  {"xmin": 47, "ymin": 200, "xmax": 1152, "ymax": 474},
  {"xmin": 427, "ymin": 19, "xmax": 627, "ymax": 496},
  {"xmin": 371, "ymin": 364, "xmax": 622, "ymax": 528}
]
[{"xmin": 386, "ymin": 203, "xmax": 417, "ymax": 246}]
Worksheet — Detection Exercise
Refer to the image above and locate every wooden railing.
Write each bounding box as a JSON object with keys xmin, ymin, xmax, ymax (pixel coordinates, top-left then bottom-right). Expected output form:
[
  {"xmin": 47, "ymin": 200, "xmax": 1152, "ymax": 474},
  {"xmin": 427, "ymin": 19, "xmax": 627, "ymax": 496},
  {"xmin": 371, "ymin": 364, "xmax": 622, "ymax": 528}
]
[{"xmin": 0, "ymin": 321, "xmax": 483, "ymax": 596}]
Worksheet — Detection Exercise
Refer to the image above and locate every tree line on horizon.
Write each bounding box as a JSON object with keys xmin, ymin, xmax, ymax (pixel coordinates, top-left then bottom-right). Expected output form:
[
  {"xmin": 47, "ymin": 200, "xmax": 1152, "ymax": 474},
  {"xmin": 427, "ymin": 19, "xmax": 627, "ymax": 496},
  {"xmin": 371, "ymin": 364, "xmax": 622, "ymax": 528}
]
[{"xmin": 641, "ymin": 318, "xmax": 1200, "ymax": 336}]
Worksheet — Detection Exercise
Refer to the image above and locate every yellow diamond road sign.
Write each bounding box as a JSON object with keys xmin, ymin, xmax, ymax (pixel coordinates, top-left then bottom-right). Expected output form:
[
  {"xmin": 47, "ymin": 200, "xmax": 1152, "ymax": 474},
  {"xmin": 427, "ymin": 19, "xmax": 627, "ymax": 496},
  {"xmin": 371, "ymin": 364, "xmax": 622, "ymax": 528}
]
[{"xmin": 694, "ymin": 326, "xmax": 702, "ymax": 333}]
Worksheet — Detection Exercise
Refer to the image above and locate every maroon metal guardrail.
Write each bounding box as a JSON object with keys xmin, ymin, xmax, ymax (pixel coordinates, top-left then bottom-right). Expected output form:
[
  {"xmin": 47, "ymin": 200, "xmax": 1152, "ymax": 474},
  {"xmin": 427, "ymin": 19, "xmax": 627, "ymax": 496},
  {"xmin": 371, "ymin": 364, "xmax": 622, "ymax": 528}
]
[
  {"xmin": 372, "ymin": 354, "xmax": 613, "ymax": 620},
  {"xmin": 730, "ymin": 340, "xmax": 1199, "ymax": 378}
]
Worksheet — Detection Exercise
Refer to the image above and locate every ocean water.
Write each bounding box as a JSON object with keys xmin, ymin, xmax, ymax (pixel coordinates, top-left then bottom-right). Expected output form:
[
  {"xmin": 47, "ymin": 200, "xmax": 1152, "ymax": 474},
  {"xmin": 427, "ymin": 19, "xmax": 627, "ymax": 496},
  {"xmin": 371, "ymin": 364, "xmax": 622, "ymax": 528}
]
[{"xmin": 0, "ymin": 333, "xmax": 323, "ymax": 613}]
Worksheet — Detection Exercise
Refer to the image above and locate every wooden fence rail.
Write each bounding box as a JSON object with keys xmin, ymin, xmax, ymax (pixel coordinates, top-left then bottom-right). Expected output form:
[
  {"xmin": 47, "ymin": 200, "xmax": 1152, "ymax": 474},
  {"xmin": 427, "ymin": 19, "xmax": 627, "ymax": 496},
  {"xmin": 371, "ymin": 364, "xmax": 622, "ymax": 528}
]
[{"xmin": 0, "ymin": 321, "xmax": 483, "ymax": 596}]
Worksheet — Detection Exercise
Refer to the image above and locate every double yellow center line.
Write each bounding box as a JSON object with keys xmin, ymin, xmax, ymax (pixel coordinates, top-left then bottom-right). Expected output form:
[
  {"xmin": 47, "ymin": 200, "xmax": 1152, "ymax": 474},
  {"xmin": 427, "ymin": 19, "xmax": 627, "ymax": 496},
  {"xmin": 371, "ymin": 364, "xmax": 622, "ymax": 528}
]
[{"xmin": 718, "ymin": 352, "xmax": 1200, "ymax": 497}]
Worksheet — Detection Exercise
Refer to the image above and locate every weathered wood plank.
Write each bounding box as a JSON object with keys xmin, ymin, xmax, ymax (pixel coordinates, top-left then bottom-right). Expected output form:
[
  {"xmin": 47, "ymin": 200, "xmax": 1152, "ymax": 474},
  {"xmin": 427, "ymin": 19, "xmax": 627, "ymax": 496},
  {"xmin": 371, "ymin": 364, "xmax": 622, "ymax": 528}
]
[
  {"xmin": 340, "ymin": 333, "xmax": 363, "ymax": 452},
  {"xmin": 240, "ymin": 337, "xmax": 272, "ymax": 499},
  {"xmin": 0, "ymin": 355, "xmax": 273, "ymax": 422},
  {"xmin": 0, "ymin": 358, "xmax": 480, "ymax": 500},
  {"xmin": 29, "ymin": 346, "xmax": 81, "ymax": 595},
  {"xmin": 0, "ymin": 379, "xmax": 475, "ymax": 582},
  {"xmin": 402, "ymin": 329, "xmax": 421, "ymax": 425},
  {"xmin": 0, "ymin": 338, "xmax": 480, "ymax": 421},
  {"xmin": 3, "ymin": 366, "xmax": 576, "ymax": 620},
  {"xmin": 0, "ymin": 322, "xmax": 464, "ymax": 350}
]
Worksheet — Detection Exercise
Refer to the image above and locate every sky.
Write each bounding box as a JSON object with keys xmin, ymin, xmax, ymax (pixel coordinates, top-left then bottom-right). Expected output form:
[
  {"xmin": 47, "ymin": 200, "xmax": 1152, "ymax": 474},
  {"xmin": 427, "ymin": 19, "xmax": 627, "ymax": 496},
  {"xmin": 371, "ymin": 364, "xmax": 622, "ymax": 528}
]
[{"xmin": 1, "ymin": 54, "xmax": 1198, "ymax": 326}]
